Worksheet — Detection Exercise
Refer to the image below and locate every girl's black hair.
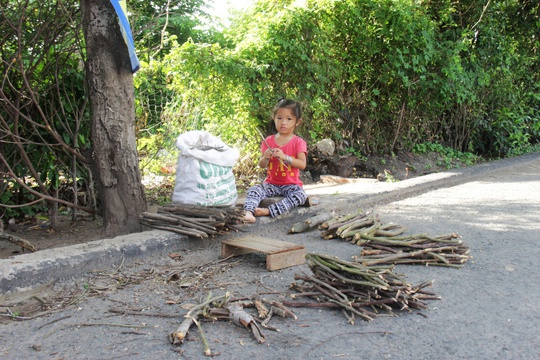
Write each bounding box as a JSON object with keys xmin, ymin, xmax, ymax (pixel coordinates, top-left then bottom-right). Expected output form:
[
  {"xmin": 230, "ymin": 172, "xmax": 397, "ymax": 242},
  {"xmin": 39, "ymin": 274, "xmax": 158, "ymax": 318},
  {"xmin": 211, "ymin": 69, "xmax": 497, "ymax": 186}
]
[{"xmin": 273, "ymin": 98, "xmax": 302, "ymax": 119}]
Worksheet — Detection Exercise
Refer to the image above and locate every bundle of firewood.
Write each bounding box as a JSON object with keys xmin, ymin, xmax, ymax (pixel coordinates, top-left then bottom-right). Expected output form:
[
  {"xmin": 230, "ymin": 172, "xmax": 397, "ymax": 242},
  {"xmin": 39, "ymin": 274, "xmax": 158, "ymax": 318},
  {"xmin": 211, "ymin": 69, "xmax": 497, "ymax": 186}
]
[
  {"xmin": 140, "ymin": 203, "xmax": 245, "ymax": 238},
  {"xmin": 319, "ymin": 210, "xmax": 472, "ymax": 268},
  {"xmin": 284, "ymin": 253, "xmax": 440, "ymax": 323},
  {"xmin": 353, "ymin": 232, "xmax": 471, "ymax": 268}
]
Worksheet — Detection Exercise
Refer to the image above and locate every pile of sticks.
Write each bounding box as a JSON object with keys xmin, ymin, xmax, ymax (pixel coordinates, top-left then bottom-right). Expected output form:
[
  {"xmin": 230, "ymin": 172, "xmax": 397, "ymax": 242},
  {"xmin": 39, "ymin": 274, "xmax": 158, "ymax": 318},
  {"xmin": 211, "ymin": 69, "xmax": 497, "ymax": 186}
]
[
  {"xmin": 285, "ymin": 253, "xmax": 440, "ymax": 323},
  {"xmin": 169, "ymin": 292, "xmax": 296, "ymax": 356},
  {"xmin": 319, "ymin": 210, "xmax": 472, "ymax": 268},
  {"xmin": 140, "ymin": 203, "xmax": 245, "ymax": 238}
]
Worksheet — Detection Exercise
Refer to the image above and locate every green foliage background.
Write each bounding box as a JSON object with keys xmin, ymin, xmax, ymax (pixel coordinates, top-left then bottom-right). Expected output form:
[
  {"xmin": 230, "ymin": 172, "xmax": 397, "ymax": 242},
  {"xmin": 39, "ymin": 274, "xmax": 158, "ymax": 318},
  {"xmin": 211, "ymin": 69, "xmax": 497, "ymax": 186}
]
[
  {"xmin": 135, "ymin": 0, "xmax": 539, "ymax": 170},
  {"xmin": 1, "ymin": 0, "xmax": 539, "ymax": 218}
]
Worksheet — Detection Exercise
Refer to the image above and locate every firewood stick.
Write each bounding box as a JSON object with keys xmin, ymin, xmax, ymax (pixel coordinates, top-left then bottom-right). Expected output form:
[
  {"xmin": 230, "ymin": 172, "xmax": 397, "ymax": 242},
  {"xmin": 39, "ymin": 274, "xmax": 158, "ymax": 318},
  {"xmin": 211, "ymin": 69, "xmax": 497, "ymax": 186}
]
[
  {"xmin": 170, "ymin": 315, "xmax": 196, "ymax": 345},
  {"xmin": 285, "ymin": 299, "xmax": 387, "ymax": 315},
  {"xmin": 0, "ymin": 232, "xmax": 37, "ymax": 252},
  {"xmin": 289, "ymin": 291, "xmax": 322, "ymax": 298},
  {"xmin": 140, "ymin": 212, "xmax": 180, "ymax": 224},
  {"xmin": 289, "ymin": 221, "xmax": 310, "ymax": 234},
  {"xmin": 172, "ymin": 218, "xmax": 218, "ymax": 234},
  {"xmin": 333, "ymin": 216, "xmax": 372, "ymax": 235},
  {"xmin": 374, "ymin": 224, "xmax": 408, "ymax": 237},
  {"xmin": 342, "ymin": 222, "xmax": 380, "ymax": 239},
  {"xmin": 328, "ymin": 299, "xmax": 374, "ymax": 321},
  {"xmin": 435, "ymin": 233, "xmax": 460, "ymax": 240},
  {"xmin": 320, "ymin": 230, "xmax": 337, "ymax": 239},
  {"xmin": 141, "ymin": 212, "xmax": 219, "ymax": 234},
  {"xmin": 336, "ymin": 218, "xmax": 375, "ymax": 237},
  {"xmin": 304, "ymin": 212, "xmax": 334, "ymax": 227},
  {"xmin": 283, "ymin": 301, "xmax": 344, "ymax": 308},
  {"xmin": 320, "ymin": 211, "xmax": 359, "ymax": 230},
  {"xmin": 289, "ymin": 212, "xmax": 334, "ymax": 234},
  {"xmin": 161, "ymin": 204, "xmax": 230, "ymax": 218},
  {"xmin": 140, "ymin": 221, "xmax": 207, "ymax": 238},
  {"xmin": 421, "ymin": 262, "xmax": 465, "ymax": 268},
  {"xmin": 190, "ymin": 315, "xmax": 212, "ymax": 356},
  {"xmin": 355, "ymin": 234, "xmax": 426, "ymax": 245},
  {"xmin": 269, "ymin": 301, "xmax": 297, "ymax": 320},
  {"xmin": 250, "ymin": 322, "xmax": 266, "ymax": 344},
  {"xmin": 296, "ymin": 275, "xmax": 349, "ymax": 303},
  {"xmin": 305, "ymin": 254, "xmax": 438, "ymax": 305},
  {"xmin": 342, "ymin": 309, "xmax": 355, "ymax": 324},
  {"xmin": 427, "ymin": 251, "xmax": 450, "ymax": 264},
  {"xmin": 170, "ymin": 293, "xmax": 230, "ymax": 345},
  {"xmin": 358, "ymin": 247, "xmax": 453, "ymax": 266},
  {"xmin": 252, "ymin": 296, "xmax": 269, "ymax": 318},
  {"xmin": 140, "ymin": 220, "xmax": 208, "ymax": 238},
  {"xmin": 109, "ymin": 308, "xmax": 179, "ymax": 318},
  {"xmin": 307, "ymin": 254, "xmax": 390, "ymax": 288},
  {"xmin": 226, "ymin": 303, "xmax": 266, "ymax": 343},
  {"xmin": 362, "ymin": 243, "xmax": 400, "ymax": 253},
  {"xmin": 159, "ymin": 212, "xmax": 219, "ymax": 232}
]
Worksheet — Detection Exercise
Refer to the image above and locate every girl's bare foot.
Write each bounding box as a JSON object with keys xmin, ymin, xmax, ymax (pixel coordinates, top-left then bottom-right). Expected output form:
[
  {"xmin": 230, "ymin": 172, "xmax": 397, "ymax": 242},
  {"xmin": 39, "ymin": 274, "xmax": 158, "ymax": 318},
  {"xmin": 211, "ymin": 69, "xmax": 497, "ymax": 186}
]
[
  {"xmin": 243, "ymin": 211, "xmax": 256, "ymax": 223},
  {"xmin": 254, "ymin": 207, "xmax": 270, "ymax": 217}
]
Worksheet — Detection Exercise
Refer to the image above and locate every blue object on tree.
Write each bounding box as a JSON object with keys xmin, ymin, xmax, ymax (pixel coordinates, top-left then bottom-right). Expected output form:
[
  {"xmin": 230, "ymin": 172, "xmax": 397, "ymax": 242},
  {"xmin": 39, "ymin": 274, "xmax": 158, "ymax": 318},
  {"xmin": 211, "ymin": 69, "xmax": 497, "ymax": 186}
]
[{"xmin": 110, "ymin": 0, "xmax": 140, "ymax": 73}]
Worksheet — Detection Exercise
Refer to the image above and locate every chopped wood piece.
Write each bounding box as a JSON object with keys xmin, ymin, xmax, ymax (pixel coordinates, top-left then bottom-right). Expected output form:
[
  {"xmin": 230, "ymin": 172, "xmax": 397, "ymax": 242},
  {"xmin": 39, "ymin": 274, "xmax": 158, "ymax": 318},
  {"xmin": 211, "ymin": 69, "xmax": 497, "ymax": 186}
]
[
  {"xmin": 252, "ymin": 296, "xmax": 269, "ymax": 319},
  {"xmin": 169, "ymin": 292, "xmax": 270, "ymax": 353},
  {"xmin": 170, "ymin": 317, "xmax": 195, "ymax": 345}
]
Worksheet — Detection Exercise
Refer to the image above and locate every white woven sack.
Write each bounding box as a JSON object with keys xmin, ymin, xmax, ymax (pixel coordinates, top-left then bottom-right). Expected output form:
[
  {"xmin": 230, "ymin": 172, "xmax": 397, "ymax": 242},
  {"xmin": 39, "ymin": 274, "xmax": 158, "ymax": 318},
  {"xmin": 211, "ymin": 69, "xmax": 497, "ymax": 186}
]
[{"xmin": 172, "ymin": 131, "xmax": 239, "ymax": 207}]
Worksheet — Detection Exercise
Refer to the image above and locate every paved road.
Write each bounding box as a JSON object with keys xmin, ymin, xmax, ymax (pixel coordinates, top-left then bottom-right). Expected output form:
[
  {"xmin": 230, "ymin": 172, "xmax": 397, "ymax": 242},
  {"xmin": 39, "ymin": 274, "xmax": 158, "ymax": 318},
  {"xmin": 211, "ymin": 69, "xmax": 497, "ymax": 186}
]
[{"xmin": 1, "ymin": 152, "xmax": 539, "ymax": 359}]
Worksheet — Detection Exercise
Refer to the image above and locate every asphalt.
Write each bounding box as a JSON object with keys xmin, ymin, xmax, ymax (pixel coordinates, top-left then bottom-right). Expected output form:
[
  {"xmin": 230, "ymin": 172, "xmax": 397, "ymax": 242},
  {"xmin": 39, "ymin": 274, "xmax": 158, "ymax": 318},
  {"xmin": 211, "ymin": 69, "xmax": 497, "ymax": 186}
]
[{"xmin": 2, "ymin": 151, "xmax": 539, "ymax": 294}]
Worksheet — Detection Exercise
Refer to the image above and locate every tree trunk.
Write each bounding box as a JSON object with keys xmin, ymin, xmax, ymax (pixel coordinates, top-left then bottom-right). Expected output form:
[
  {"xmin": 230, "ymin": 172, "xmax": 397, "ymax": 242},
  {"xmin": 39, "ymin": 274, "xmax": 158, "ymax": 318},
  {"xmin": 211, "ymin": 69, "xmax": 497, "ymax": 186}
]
[{"xmin": 81, "ymin": 0, "xmax": 146, "ymax": 237}]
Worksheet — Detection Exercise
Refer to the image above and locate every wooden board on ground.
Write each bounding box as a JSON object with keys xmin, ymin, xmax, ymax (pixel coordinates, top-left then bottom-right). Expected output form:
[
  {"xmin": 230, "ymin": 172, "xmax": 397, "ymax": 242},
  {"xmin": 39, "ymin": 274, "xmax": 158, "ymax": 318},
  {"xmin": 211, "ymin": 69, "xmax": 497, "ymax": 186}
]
[{"xmin": 221, "ymin": 235, "xmax": 306, "ymax": 271}]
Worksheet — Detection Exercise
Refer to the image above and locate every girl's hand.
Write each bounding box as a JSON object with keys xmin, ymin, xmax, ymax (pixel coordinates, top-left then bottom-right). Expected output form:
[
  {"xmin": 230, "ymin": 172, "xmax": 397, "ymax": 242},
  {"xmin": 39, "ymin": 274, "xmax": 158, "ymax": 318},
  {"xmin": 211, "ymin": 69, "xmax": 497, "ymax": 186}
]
[
  {"xmin": 271, "ymin": 148, "xmax": 284, "ymax": 159},
  {"xmin": 263, "ymin": 148, "xmax": 273, "ymax": 160},
  {"xmin": 259, "ymin": 148, "xmax": 274, "ymax": 167}
]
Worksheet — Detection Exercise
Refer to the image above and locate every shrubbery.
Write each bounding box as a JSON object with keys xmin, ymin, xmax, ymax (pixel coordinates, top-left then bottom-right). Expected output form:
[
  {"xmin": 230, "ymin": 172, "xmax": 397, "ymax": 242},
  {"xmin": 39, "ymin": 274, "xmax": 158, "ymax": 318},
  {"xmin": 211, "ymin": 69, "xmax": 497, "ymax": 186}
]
[{"xmin": 136, "ymin": 0, "xmax": 539, "ymax": 167}]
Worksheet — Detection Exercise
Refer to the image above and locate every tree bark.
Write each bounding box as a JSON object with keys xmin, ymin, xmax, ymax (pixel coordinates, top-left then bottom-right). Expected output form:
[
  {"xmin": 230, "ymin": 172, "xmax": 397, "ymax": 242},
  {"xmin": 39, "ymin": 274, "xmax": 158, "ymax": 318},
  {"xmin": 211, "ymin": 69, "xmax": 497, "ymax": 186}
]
[{"xmin": 81, "ymin": 0, "xmax": 146, "ymax": 236}]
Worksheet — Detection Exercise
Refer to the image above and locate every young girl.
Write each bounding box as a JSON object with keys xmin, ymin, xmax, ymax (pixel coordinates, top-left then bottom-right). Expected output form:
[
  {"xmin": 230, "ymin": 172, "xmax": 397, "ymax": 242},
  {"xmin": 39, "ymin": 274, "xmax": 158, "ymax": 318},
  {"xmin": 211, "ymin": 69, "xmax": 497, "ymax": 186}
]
[{"xmin": 243, "ymin": 98, "xmax": 308, "ymax": 223}]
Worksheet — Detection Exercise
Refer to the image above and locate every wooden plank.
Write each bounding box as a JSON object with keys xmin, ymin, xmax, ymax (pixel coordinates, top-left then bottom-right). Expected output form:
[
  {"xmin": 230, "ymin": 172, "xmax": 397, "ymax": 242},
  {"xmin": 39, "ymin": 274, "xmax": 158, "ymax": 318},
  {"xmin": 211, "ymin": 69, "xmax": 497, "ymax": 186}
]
[
  {"xmin": 222, "ymin": 235, "xmax": 303, "ymax": 255},
  {"xmin": 266, "ymin": 248, "xmax": 306, "ymax": 271},
  {"xmin": 221, "ymin": 242, "xmax": 257, "ymax": 258},
  {"xmin": 221, "ymin": 235, "xmax": 306, "ymax": 271}
]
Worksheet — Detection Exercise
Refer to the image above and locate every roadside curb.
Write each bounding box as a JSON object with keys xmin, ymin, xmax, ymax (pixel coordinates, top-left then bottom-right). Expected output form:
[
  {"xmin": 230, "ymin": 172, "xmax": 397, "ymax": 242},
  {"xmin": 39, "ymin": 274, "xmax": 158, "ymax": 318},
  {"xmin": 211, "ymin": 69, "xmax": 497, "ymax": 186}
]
[{"xmin": 0, "ymin": 230, "xmax": 208, "ymax": 293}]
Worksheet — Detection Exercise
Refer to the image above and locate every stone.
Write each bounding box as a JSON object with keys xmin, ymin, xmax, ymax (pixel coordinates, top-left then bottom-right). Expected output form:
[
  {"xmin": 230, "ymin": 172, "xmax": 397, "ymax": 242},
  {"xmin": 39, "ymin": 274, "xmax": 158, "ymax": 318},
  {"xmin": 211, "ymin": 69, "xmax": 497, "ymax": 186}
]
[{"xmin": 314, "ymin": 138, "xmax": 335, "ymax": 156}]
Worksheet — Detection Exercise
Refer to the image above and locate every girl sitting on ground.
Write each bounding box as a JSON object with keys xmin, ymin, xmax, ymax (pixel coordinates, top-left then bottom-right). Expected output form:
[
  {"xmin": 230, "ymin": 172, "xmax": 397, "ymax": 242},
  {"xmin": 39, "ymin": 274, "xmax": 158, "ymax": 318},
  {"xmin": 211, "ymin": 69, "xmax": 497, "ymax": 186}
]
[{"xmin": 243, "ymin": 98, "xmax": 308, "ymax": 223}]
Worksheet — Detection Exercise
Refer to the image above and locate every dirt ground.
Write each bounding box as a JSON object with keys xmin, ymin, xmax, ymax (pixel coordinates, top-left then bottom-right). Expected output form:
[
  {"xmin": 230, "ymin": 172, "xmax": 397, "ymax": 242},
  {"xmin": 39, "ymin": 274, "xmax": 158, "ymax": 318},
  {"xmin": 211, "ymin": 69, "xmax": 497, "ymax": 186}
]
[
  {"xmin": 0, "ymin": 152, "xmax": 462, "ymax": 259},
  {"xmin": 0, "ymin": 213, "xmax": 104, "ymax": 259}
]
